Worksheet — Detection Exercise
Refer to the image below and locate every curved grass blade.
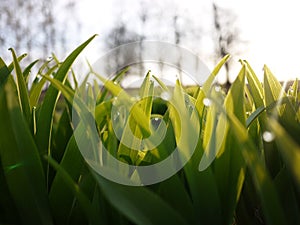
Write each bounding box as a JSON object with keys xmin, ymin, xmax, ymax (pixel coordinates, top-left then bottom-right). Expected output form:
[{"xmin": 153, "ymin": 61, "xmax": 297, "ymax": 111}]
[
  {"xmin": 35, "ymin": 35, "xmax": 96, "ymax": 156},
  {"xmin": 264, "ymin": 65, "xmax": 285, "ymax": 106},
  {"xmin": 246, "ymin": 106, "xmax": 265, "ymax": 128},
  {"xmin": 269, "ymin": 119, "xmax": 300, "ymax": 191},
  {"xmin": 29, "ymin": 63, "xmax": 59, "ymax": 107},
  {"xmin": 95, "ymin": 66, "xmax": 129, "ymax": 103},
  {"xmin": 242, "ymin": 60, "xmax": 264, "ymax": 107},
  {"xmin": 7, "ymin": 53, "xmax": 27, "ymax": 72},
  {"xmin": 117, "ymin": 72, "xmax": 153, "ymax": 164},
  {"xmin": 23, "ymin": 59, "xmax": 39, "ymax": 84},
  {"xmin": 246, "ymin": 97, "xmax": 292, "ymax": 128},
  {"xmin": 0, "ymin": 58, "xmax": 10, "ymax": 89},
  {"xmin": 9, "ymin": 48, "xmax": 31, "ymax": 124},
  {"xmin": 195, "ymin": 54, "xmax": 230, "ymax": 116},
  {"xmin": 211, "ymin": 98, "xmax": 286, "ymax": 225},
  {"xmin": 94, "ymin": 72, "xmax": 151, "ymax": 137}
]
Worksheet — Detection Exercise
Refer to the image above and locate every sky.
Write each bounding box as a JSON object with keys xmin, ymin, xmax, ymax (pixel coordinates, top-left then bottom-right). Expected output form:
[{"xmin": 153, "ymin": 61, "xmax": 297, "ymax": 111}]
[{"xmin": 72, "ymin": 0, "xmax": 300, "ymax": 83}]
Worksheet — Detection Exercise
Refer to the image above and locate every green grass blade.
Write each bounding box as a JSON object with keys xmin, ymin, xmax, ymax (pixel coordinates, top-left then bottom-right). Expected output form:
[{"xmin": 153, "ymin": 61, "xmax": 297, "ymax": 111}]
[
  {"xmin": 67, "ymin": 170, "xmax": 97, "ymax": 225},
  {"xmin": 212, "ymin": 65, "xmax": 246, "ymax": 224},
  {"xmin": 212, "ymin": 98, "xmax": 286, "ymax": 225},
  {"xmin": 117, "ymin": 73, "xmax": 154, "ymax": 164},
  {"xmin": 96, "ymin": 66, "xmax": 129, "ymax": 102},
  {"xmin": 184, "ymin": 153, "xmax": 222, "ymax": 224},
  {"xmin": 274, "ymin": 167, "xmax": 300, "ymax": 225},
  {"xmin": 195, "ymin": 54, "xmax": 230, "ymax": 116},
  {"xmin": 92, "ymin": 172, "xmax": 189, "ymax": 225},
  {"xmin": 246, "ymin": 97, "xmax": 292, "ymax": 128},
  {"xmin": 202, "ymin": 54, "xmax": 230, "ymax": 95},
  {"xmin": 23, "ymin": 59, "xmax": 39, "ymax": 84},
  {"xmin": 200, "ymin": 87, "xmax": 228, "ymax": 170},
  {"xmin": 263, "ymin": 65, "xmax": 285, "ymax": 106},
  {"xmin": 46, "ymin": 155, "xmax": 99, "ymax": 224},
  {"xmin": 35, "ymin": 35, "xmax": 96, "ymax": 155},
  {"xmin": 0, "ymin": 159, "xmax": 21, "ymax": 224},
  {"xmin": 7, "ymin": 53, "xmax": 27, "ymax": 72},
  {"xmin": 289, "ymin": 78, "xmax": 298, "ymax": 99},
  {"xmin": 94, "ymin": 72, "xmax": 151, "ymax": 137},
  {"xmin": 29, "ymin": 64, "xmax": 59, "ymax": 107},
  {"xmin": 152, "ymin": 74, "xmax": 169, "ymax": 91},
  {"xmin": 0, "ymin": 58, "xmax": 10, "ymax": 89},
  {"xmin": 243, "ymin": 60, "xmax": 264, "ymax": 107},
  {"xmin": 49, "ymin": 135, "xmax": 85, "ymax": 224},
  {"xmin": 269, "ymin": 119, "xmax": 300, "ymax": 190},
  {"xmin": 246, "ymin": 106, "xmax": 265, "ymax": 128},
  {"xmin": 51, "ymin": 106, "xmax": 73, "ymax": 162},
  {"xmin": 157, "ymin": 175, "xmax": 195, "ymax": 224},
  {"xmin": 0, "ymin": 77, "xmax": 53, "ymax": 225},
  {"xmin": 9, "ymin": 48, "xmax": 31, "ymax": 123},
  {"xmin": 70, "ymin": 68, "xmax": 79, "ymax": 89},
  {"xmin": 39, "ymin": 74, "xmax": 75, "ymax": 105}
]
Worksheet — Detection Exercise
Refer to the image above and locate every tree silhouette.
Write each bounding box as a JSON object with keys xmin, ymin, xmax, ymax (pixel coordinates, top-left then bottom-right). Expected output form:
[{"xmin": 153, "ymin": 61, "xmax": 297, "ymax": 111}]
[
  {"xmin": 212, "ymin": 3, "xmax": 244, "ymax": 86},
  {"xmin": 0, "ymin": 0, "xmax": 81, "ymax": 61},
  {"xmin": 103, "ymin": 0, "xmax": 245, "ymax": 85}
]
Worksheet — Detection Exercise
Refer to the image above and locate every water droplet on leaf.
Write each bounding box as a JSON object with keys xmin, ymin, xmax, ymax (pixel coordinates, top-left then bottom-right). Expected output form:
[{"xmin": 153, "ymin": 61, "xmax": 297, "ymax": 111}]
[
  {"xmin": 203, "ymin": 98, "xmax": 211, "ymax": 107},
  {"xmin": 151, "ymin": 117, "xmax": 162, "ymax": 130},
  {"xmin": 263, "ymin": 131, "xmax": 275, "ymax": 142},
  {"xmin": 214, "ymin": 85, "xmax": 221, "ymax": 92}
]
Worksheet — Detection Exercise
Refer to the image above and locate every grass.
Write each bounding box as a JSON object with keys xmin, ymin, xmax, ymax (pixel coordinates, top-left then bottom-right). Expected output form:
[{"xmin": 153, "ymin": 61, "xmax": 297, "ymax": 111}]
[{"xmin": 0, "ymin": 35, "xmax": 300, "ymax": 225}]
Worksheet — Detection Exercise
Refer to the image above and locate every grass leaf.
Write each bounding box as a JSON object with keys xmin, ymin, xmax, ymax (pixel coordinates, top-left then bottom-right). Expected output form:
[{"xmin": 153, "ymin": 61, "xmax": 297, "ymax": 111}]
[
  {"xmin": 0, "ymin": 76, "xmax": 53, "ymax": 225},
  {"xmin": 35, "ymin": 35, "xmax": 96, "ymax": 156},
  {"xmin": 9, "ymin": 48, "xmax": 31, "ymax": 124}
]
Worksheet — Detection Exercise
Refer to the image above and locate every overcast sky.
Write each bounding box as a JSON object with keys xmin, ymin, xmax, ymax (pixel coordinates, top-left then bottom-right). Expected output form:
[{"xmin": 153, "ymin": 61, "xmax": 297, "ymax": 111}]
[{"xmin": 73, "ymin": 0, "xmax": 300, "ymax": 82}]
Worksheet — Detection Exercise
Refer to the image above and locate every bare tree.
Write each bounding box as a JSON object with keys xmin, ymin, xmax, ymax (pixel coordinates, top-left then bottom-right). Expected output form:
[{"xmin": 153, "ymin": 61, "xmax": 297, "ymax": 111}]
[
  {"xmin": 212, "ymin": 3, "xmax": 244, "ymax": 86},
  {"xmin": 0, "ymin": 0, "xmax": 81, "ymax": 62},
  {"xmin": 103, "ymin": 0, "xmax": 202, "ymax": 81},
  {"xmin": 103, "ymin": 0, "xmax": 245, "ymax": 86}
]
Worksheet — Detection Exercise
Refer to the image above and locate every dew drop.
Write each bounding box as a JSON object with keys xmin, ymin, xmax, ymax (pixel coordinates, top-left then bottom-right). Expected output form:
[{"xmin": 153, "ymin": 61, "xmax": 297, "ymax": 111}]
[
  {"xmin": 160, "ymin": 91, "xmax": 171, "ymax": 101},
  {"xmin": 189, "ymin": 104, "xmax": 195, "ymax": 111},
  {"xmin": 263, "ymin": 131, "xmax": 275, "ymax": 142},
  {"xmin": 203, "ymin": 98, "xmax": 211, "ymax": 107},
  {"xmin": 151, "ymin": 117, "xmax": 162, "ymax": 130},
  {"xmin": 214, "ymin": 85, "xmax": 221, "ymax": 92},
  {"xmin": 113, "ymin": 112, "xmax": 120, "ymax": 121},
  {"xmin": 46, "ymin": 56, "xmax": 52, "ymax": 61}
]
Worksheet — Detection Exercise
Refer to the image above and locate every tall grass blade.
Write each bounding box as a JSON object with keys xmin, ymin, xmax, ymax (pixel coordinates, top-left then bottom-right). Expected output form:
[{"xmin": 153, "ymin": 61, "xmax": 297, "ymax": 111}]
[
  {"xmin": 35, "ymin": 35, "xmax": 96, "ymax": 156},
  {"xmin": 212, "ymin": 99, "xmax": 286, "ymax": 225},
  {"xmin": 269, "ymin": 119, "xmax": 300, "ymax": 191},
  {"xmin": 9, "ymin": 48, "xmax": 31, "ymax": 124},
  {"xmin": 93, "ymin": 173, "xmax": 189, "ymax": 225},
  {"xmin": 46, "ymin": 155, "xmax": 99, "ymax": 224},
  {"xmin": 0, "ymin": 58, "xmax": 10, "ymax": 89},
  {"xmin": 0, "ymin": 76, "xmax": 53, "ymax": 225}
]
